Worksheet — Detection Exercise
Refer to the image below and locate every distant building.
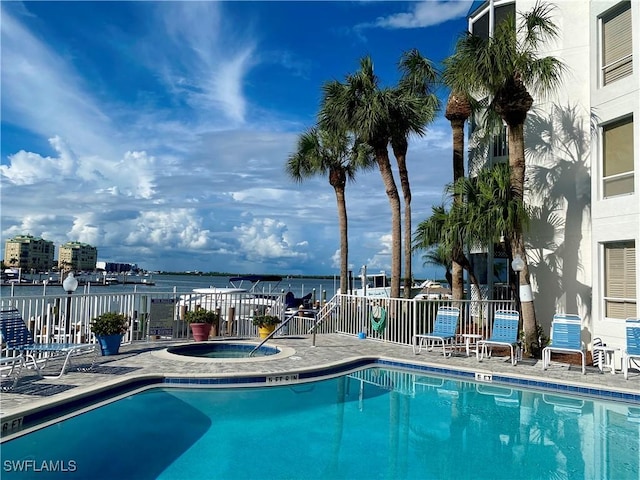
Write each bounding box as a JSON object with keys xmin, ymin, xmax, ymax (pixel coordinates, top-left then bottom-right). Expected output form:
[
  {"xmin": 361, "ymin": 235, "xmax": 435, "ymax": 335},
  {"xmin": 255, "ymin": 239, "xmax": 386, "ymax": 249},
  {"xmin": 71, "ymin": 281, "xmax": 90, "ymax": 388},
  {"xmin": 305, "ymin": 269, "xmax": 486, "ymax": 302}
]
[
  {"xmin": 58, "ymin": 242, "xmax": 98, "ymax": 271},
  {"xmin": 4, "ymin": 235, "xmax": 55, "ymax": 271},
  {"xmin": 96, "ymin": 261, "xmax": 138, "ymax": 273}
]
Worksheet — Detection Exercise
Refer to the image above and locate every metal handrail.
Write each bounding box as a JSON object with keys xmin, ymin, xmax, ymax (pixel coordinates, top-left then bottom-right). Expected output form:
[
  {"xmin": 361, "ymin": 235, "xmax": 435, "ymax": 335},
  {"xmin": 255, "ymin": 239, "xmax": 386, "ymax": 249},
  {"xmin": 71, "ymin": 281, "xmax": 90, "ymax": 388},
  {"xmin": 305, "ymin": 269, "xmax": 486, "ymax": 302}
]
[
  {"xmin": 248, "ymin": 315, "xmax": 294, "ymax": 357},
  {"xmin": 309, "ymin": 300, "xmax": 339, "ymax": 346}
]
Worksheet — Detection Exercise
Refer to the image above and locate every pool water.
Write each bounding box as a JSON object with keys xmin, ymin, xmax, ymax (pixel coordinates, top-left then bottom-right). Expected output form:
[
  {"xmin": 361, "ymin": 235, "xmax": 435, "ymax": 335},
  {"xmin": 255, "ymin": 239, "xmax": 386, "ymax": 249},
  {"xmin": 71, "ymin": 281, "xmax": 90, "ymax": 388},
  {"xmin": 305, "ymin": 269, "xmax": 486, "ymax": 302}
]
[
  {"xmin": 2, "ymin": 368, "xmax": 639, "ymax": 479},
  {"xmin": 167, "ymin": 342, "xmax": 278, "ymax": 358}
]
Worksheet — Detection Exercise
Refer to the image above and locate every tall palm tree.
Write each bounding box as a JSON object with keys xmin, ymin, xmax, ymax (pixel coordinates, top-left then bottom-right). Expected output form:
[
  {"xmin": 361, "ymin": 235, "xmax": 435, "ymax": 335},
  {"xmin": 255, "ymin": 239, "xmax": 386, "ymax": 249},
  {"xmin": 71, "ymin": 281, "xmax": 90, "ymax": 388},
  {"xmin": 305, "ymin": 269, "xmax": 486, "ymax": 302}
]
[
  {"xmin": 443, "ymin": 2, "xmax": 565, "ymax": 353},
  {"xmin": 287, "ymin": 126, "xmax": 374, "ymax": 294},
  {"xmin": 320, "ymin": 56, "xmax": 403, "ymax": 298},
  {"xmin": 444, "ymin": 90, "xmax": 472, "ymax": 298},
  {"xmin": 391, "ymin": 49, "xmax": 440, "ymax": 298}
]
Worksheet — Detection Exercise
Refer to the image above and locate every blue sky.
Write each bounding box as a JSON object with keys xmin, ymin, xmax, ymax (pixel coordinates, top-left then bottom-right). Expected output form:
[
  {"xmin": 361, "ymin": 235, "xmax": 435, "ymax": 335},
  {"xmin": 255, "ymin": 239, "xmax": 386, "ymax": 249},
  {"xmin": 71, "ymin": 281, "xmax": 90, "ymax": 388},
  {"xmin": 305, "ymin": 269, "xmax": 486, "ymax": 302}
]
[{"xmin": 1, "ymin": 1, "xmax": 475, "ymax": 278}]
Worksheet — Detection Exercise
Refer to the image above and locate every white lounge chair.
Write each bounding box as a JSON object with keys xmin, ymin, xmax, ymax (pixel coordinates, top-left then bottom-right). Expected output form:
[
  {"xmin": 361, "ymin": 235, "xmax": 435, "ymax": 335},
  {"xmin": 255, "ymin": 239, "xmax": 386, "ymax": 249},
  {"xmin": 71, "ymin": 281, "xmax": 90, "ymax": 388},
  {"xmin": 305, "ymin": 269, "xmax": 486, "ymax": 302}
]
[
  {"xmin": 622, "ymin": 318, "xmax": 640, "ymax": 380},
  {"xmin": 542, "ymin": 313, "xmax": 585, "ymax": 374}
]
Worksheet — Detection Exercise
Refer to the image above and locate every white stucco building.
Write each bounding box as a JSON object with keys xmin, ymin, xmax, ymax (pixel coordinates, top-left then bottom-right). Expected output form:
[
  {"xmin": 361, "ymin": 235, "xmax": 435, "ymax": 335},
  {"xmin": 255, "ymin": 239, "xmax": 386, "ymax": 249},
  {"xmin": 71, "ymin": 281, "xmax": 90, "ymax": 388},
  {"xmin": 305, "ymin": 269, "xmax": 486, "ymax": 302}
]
[{"xmin": 467, "ymin": 0, "xmax": 638, "ymax": 358}]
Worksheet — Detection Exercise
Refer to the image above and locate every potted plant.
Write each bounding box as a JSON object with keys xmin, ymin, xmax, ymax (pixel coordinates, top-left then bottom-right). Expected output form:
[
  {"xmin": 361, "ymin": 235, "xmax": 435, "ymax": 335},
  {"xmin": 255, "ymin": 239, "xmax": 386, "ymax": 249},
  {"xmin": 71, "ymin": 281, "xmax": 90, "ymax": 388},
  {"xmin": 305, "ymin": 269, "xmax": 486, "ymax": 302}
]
[
  {"xmin": 185, "ymin": 309, "xmax": 220, "ymax": 341},
  {"xmin": 91, "ymin": 312, "xmax": 129, "ymax": 356},
  {"xmin": 252, "ymin": 315, "xmax": 281, "ymax": 339}
]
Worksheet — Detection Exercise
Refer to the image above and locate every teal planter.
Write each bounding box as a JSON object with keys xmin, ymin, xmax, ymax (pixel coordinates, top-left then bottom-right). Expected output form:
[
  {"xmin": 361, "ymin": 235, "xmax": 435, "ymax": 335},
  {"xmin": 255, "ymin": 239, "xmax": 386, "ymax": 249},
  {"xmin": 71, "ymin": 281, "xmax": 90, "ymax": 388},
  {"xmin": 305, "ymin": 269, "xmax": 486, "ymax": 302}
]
[{"xmin": 97, "ymin": 334, "xmax": 123, "ymax": 356}]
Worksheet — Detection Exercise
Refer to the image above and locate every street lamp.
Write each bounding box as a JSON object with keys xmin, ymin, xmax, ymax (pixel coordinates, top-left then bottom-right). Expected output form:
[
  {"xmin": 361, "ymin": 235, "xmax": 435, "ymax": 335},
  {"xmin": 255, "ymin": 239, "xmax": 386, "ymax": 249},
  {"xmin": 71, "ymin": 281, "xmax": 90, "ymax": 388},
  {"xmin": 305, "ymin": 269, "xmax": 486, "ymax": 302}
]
[
  {"xmin": 62, "ymin": 272, "xmax": 79, "ymax": 336},
  {"xmin": 511, "ymin": 254, "xmax": 532, "ymax": 303}
]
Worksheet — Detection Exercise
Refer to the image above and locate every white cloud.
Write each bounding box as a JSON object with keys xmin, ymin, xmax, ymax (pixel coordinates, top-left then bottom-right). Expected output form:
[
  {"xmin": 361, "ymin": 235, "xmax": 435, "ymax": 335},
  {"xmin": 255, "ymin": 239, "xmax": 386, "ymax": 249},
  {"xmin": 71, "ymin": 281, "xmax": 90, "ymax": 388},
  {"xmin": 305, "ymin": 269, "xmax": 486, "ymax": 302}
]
[
  {"xmin": 363, "ymin": 1, "xmax": 472, "ymax": 30},
  {"xmin": 234, "ymin": 218, "xmax": 308, "ymax": 262},
  {"xmin": 152, "ymin": 2, "xmax": 256, "ymax": 125}
]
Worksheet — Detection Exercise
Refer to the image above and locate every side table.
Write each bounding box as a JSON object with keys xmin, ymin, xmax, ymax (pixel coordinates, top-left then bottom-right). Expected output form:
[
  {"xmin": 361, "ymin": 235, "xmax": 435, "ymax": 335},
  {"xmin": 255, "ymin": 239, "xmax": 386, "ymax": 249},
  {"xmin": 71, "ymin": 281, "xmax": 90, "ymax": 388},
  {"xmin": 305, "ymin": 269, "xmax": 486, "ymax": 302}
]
[
  {"xmin": 461, "ymin": 333, "xmax": 483, "ymax": 357},
  {"xmin": 592, "ymin": 345, "xmax": 619, "ymax": 374}
]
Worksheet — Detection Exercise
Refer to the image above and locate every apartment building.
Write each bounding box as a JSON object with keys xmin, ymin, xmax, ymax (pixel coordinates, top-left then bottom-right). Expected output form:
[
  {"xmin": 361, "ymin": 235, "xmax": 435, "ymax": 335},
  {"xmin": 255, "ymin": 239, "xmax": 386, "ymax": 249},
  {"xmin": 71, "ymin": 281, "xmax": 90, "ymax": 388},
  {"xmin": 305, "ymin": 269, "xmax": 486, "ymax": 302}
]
[
  {"xmin": 466, "ymin": 0, "xmax": 638, "ymax": 350},
  {"xmin": 3, "ymin": 235, "xmax": 55, "ymax": 271},
  {"xmin": 58, "ymin": 241, "xmax": 98, "ymax": 271}
]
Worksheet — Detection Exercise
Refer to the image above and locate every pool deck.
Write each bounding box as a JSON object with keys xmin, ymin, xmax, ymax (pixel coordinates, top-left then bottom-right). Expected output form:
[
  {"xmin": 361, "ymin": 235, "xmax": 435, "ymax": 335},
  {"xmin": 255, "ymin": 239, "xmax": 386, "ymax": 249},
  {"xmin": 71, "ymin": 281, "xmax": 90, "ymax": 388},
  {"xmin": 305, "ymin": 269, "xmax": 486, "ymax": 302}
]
[{"xmin": 1, "ymin": 334, "xmax": 639, "ymax": 422}]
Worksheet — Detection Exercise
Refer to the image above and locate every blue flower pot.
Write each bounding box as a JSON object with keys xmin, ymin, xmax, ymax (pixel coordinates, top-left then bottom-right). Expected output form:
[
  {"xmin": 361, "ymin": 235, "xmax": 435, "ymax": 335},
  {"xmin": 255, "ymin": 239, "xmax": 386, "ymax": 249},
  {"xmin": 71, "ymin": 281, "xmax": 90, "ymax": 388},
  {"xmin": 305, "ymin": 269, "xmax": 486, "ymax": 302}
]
[{"xmin": 97, "ymin": 334, "xmax": 123, "ymax": 356}]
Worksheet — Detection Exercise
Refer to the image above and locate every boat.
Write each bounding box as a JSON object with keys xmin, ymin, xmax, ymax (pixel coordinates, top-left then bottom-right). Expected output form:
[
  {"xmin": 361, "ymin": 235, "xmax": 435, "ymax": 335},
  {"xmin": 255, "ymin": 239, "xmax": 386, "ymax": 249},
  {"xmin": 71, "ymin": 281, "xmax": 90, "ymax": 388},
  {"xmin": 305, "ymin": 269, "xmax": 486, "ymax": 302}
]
[
  {"xmin": 413, "ymin": 280, "xmax": 452, "ymax": 300},
  {"xmin": 177, "ymin": 275, "xmax": 287, "ymax": 329},
  {"xmin": 353, "ymin": 270, "xmax": 425, "ymax": 298}
]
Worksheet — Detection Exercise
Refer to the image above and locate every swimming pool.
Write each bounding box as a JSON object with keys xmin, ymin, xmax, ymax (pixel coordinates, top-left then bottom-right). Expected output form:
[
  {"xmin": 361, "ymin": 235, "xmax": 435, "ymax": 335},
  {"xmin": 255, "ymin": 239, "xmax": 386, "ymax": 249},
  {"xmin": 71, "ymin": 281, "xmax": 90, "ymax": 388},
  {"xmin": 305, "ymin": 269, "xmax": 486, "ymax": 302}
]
[{"xmin": 2, "ymin": 367, "xmax": 639, "ymax": 479}]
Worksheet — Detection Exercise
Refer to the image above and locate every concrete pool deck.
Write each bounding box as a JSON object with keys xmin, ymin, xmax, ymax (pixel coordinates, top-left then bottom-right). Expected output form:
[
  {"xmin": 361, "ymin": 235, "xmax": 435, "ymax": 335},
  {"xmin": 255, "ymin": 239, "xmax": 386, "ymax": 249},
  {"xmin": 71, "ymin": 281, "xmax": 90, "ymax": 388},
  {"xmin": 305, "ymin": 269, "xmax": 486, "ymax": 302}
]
[{"xmin": 1, "ymin": 334, "xmax": 639, "ymax": 421}]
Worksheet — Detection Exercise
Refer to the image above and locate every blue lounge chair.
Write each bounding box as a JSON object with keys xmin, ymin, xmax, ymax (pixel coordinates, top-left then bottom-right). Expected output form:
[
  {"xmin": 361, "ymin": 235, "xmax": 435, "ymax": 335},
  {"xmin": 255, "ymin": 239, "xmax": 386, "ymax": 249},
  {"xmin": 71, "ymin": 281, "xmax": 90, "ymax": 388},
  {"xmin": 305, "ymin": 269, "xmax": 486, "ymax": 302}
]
[
  {"xmin": 622, "ymin": 318, "xmax": 640, "ymax": 380},
  {"xmin": 413, "ymin": 306, "xmax": 460, "ymax": 356},
  {"xmin": 477, "ymin": 310, "xmax": 521, "ymax": 366},
  {"xmin": 0, "ymin": 354, "xmax": 24, "ymax": 391},
  {"xmin": 0, "ymin": 308, "xmax": 96, "ymax": 379},
  {"xmin": 542, "ymin": 313, "xmax": 585, "ymax": 374}
]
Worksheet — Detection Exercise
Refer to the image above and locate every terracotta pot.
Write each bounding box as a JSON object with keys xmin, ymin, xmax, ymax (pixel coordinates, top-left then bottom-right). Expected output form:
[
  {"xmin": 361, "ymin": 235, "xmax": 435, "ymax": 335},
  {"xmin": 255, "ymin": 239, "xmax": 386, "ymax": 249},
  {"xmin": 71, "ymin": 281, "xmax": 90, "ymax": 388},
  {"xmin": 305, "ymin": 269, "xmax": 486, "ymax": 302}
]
[{"xmin": 190, "ymin": 323, "xmax": 212, "ymax": 342}]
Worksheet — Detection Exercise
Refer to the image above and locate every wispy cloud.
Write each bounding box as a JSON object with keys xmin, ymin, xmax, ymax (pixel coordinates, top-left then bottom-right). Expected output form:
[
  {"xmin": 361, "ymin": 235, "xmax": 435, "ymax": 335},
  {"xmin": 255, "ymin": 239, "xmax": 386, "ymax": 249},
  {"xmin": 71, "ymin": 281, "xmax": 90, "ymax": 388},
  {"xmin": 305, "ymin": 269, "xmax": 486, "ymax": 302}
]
[{"xmin": 359, "ymin": 0, "xmax": 472, "ymax": 30}]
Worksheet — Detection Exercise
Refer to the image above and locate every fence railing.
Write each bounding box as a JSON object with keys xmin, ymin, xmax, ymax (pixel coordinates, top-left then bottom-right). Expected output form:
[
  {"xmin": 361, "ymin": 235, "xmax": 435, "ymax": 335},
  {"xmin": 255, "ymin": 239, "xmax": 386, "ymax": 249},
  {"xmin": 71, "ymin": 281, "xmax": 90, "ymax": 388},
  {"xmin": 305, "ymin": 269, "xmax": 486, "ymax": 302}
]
[{"xmin": 1, "ymin": 290, "xmax": 516, "ymax": 350}]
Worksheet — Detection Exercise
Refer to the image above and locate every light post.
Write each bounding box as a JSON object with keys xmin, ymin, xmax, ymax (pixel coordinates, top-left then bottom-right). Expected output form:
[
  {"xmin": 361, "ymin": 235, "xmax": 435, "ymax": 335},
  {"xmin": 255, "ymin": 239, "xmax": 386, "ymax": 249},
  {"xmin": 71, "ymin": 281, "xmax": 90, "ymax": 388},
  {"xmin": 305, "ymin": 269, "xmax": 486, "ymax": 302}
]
[
  {"xmin": 62, "ymin": 272, "xmax": 79, "ymax": 336},
  {"xmin": 511, "ymin": 254, "xmax": 532, "ymax": 305}
]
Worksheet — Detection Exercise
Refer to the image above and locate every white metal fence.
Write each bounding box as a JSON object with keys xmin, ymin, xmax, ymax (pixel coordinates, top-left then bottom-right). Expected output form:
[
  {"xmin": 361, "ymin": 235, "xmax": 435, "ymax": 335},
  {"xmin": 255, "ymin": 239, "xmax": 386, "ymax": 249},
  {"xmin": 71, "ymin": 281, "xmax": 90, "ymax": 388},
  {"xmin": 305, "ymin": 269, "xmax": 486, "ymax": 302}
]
[{"xmin": 1, "ymin": 290, "xmax": 516, "ymax": 350}]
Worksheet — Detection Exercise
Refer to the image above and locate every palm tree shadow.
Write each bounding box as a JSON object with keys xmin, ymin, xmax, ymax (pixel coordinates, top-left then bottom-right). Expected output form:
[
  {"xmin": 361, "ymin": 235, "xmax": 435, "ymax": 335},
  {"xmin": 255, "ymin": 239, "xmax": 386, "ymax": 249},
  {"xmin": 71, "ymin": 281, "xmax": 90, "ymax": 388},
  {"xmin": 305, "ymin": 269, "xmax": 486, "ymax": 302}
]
[{"xmin": 525, "ymin": 103, "xmax": 593, "ymax": 331}]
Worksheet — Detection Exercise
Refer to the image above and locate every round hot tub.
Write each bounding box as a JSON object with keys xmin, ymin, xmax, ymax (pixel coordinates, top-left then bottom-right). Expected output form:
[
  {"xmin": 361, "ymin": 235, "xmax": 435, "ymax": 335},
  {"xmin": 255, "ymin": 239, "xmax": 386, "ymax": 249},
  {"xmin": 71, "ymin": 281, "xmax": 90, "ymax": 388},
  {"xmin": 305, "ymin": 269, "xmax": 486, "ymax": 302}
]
[
  {"xmin": 155, "ymin": 341, "xmax": 296, "ymax": 363},
  {"xmin": 168, "ymin": 342, "xmax": 279, "ymax": 358}
]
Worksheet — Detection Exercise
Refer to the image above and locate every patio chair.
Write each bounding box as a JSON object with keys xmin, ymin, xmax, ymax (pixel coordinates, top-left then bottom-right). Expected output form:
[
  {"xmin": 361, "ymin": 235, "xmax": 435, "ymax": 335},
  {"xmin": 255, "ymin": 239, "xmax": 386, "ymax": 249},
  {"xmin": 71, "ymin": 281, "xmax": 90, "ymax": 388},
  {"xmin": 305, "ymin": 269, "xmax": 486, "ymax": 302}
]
[
  {"xmin": 0, "ymin": 308, "xmax": 96, "ymax": 379},
  {"xmin": 542, "ymin": 313, "xmax": 585, "ymax": 374},
  {"xmin": 0, "ymin": 354, "xmax": 24, "ymax": 391},
  {"xmin": 413, "ymin": 306, "xmax": 460, "ymax": 357},
  {"xmin": 622, "ymin": 318, "xmax": 640, "ymax": 380},
  {"xmin": 477, "ymin": 310, "xmax": 521, "ymax": 366}
]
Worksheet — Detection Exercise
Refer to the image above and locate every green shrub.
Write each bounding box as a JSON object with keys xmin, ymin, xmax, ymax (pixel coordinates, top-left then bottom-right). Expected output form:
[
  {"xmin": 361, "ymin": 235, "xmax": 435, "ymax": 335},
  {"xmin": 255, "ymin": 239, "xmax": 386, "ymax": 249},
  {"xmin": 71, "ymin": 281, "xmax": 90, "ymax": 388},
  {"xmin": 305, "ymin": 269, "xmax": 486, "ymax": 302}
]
[
  {"xmin": 184, "ymin": 309, "xmax": 219, "ymax": 324},
  {"xmin": 252, "ymin": 315, "xmax": 281, "ymax": 327},
  {"xmin": 91, "ymin": 312, "xmax": 129, "ymax": 336}
]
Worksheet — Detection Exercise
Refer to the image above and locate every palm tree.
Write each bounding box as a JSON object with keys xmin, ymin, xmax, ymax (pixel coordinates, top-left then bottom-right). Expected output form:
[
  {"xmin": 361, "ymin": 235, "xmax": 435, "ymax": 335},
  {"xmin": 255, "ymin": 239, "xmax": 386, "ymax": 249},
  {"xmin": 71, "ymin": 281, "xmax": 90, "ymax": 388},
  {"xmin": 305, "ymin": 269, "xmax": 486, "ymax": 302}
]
[
  {"xmin": 420, "ymin": 244, "xmax": 452, "ymax": 289},
  {"xmin": 413, "ymin": 204, "xmax": 481, "ymax": 299},
  {"xmin": 287, "ymin": 126, "xmax": 374, "ymax": 294},
  {"xmin": 444, "ymin": 90, "xmax": 472, "ymax": 298},
  {"xmin": 443, "ymin": 2, "xmax": 565, "ymax": 353},
  {"xmin": 320, "ymin": 56, "xmax": 403, "ymax": 298},
  {"xmin": 391, "ymin": 49, "xmax": 440, "ymax": 297}
]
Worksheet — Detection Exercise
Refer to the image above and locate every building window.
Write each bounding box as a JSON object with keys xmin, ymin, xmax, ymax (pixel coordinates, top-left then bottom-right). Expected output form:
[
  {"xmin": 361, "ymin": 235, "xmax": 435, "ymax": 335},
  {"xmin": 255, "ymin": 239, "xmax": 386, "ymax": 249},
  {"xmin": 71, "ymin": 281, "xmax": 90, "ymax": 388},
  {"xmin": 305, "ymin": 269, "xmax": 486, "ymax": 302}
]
[
  {"xmin": 603, "ymin": 116, "xmax": 634, "ymax": 197},
  {"xmin": 602, "ymin": 2, "xmax": 632, "ymax": 85},
  {"xmin": 604, "ymin": 241, "xmax": 637, "ymax": 319}
]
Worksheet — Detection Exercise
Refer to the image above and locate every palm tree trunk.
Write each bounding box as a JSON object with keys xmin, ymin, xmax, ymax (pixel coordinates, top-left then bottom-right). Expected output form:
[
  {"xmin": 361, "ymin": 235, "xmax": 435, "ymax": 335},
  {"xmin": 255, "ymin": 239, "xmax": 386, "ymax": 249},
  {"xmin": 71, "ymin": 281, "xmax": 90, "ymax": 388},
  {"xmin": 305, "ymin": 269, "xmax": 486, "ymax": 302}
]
[
  {"xmin": 451, "ymin": 118, "xmax": 466, "ymax": 299},
  {"xmin": 375, "ymin": 145, "xmax": 402, "ymax": 298},
  {"xmin": 334, "ymin": 185, "xmax": 349, "ymax": 295},
  {"xmin": 508, "ymin": 123, "xmax": 538, "ymax": 355},
  {"xmin": 391, "ymin": 140, "xmax": 413, "ymax": 299}
]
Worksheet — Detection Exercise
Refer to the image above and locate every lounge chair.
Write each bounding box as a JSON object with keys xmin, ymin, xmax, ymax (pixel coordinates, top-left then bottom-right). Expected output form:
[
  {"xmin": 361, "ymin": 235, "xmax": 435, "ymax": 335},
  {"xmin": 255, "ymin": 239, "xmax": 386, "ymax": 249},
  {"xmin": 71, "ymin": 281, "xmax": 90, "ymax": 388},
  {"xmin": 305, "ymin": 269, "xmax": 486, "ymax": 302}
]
[
  {"xmin": 0, "ymin": 308, "xmax": 96, "ymax": 379},
  {"xmin": 0, "ymin": 354, "xmax": 24, "ymax": 391},
  {"xmin": 542, "ymin": 313, "xmax": 585, "ymax": 374},
  {"xmin": 622, "ymin": 318, "xmax": 640, "ymax": 380},
  {"xmin": 477, "ymin": 310, "xmax": 521, "ymax": 366},
  {"xmin": 413, "ymin": 306, "xmax": 460, "ymax": 356}
]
